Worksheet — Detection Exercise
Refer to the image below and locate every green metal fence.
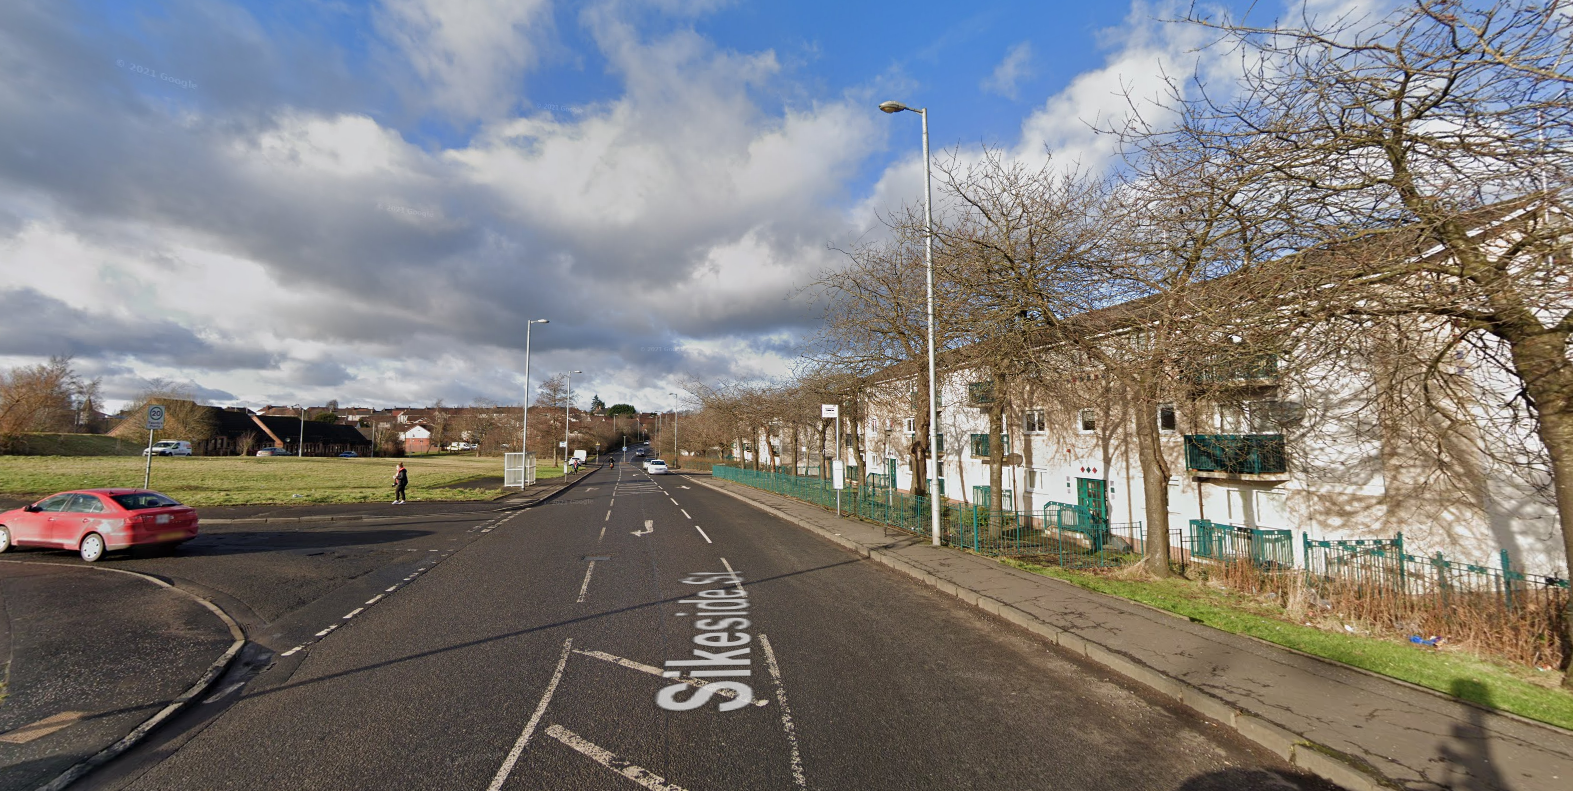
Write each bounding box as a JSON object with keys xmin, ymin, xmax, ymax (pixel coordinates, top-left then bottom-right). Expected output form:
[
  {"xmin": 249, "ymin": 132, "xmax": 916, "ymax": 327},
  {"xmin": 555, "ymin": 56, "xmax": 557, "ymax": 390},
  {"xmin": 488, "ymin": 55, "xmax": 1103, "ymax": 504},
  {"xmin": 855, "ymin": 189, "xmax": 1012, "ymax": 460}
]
[
  {"xmin": 1189, "ymin": 519, "xmax": 1294, "ymax": 569},
  {"xmin": 1183, "ymin": 434, "xmax": 1287, "ymax": 475}
]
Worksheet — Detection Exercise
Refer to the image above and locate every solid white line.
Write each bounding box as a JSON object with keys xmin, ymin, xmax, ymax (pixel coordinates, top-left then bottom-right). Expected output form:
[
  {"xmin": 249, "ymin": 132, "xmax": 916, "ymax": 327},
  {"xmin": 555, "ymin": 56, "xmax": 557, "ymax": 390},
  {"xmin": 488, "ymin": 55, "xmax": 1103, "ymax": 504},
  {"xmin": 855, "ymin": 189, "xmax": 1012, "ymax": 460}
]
[
  {"xmin": 573, "ymin": 649, "xmax": 746, "ymax": 700},
  {"xmin": 720, "ymin": 557, "xmax": 744, "ymax": 592},
  {"xmin": 694, "ymin": 525, "xmax": 712, "ymax": 544},
  {"xmin": 760, "ymin": 634, "xmax": 807, "ymax": 789},
  {"xmin": 545, "ymin": 724, "xmax": 690, "ymax": 791},
  {"xmin": 343, "ymin": 608, "xmax": 364, "ymax": 619},
  {"xmin": 576, "ymin": 561, "xmax": 597, "ymax": 603},
  {"xmin": 680, "ymin": 509, "xmax": 691, "ymax": 519},
  {"xmin": 486, "ymin": 637, "xmax": 574, "ymax": 791}
]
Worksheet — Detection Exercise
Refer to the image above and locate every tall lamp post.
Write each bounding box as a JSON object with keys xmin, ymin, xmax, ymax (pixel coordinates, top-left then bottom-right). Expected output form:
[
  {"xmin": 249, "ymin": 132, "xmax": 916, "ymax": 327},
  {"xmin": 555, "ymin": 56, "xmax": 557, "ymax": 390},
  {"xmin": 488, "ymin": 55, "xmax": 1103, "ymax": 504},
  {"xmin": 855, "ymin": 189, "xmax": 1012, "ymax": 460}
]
[
  {"xmin": 522, "ymin": 319, "xmax": 549, "ymax": 481},
  {"xmin": 565, "ymin": 370, "xmax": 581, "ymax": 472},
  {"xmin": 292, "ymin": 404, "xmax": 306, "ymax": 458},
  {"xmin": 669, "ymin": 393, "xmax": 678, "ymax": 469},
  {"xmin": 880, "ymin": 99, "xmax": 941, "ymax": 547}
]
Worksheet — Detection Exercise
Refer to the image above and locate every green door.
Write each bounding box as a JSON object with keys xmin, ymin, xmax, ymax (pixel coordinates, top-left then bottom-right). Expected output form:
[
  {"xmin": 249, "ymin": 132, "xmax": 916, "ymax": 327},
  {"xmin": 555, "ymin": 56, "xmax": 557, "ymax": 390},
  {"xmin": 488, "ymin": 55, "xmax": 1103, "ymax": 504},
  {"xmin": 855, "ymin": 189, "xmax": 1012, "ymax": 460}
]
[{"xmin": 1076, "ymin": 478, "xmax": 1108, "ymax": 527}]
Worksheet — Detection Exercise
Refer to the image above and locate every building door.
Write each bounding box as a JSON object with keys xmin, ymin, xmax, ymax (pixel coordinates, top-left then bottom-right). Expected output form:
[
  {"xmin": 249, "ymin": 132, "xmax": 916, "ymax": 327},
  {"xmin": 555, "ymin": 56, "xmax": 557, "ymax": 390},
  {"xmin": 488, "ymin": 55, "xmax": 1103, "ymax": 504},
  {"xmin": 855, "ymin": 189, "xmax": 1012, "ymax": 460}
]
[{"xmin": 1076, "ymin": 478, "xmax": 1108, "ymax": 527}]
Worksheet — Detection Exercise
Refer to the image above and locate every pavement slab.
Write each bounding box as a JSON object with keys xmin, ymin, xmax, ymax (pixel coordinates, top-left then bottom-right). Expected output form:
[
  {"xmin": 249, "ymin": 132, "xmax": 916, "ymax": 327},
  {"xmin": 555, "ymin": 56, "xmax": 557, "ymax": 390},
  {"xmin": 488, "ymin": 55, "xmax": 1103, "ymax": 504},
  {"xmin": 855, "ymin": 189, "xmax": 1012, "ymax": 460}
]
[{"xmin": 696, "ymin": 476, "xmax": 1573, "ymax": 791}]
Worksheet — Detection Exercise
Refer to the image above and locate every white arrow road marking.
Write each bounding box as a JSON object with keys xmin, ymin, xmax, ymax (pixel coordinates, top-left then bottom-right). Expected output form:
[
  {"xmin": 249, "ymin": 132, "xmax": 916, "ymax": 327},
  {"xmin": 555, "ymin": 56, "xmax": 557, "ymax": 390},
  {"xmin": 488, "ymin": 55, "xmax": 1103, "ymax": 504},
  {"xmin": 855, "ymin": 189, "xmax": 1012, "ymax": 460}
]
[
  {"xmin": 573, "ymin": 649, "xmax": 764, "ymax": 704},
  {"xmin": 632, "ymin": 519, "xmax": 654, "ymax": 537},
  {"xmin": 545, "ymin": 724, "xmax": 692, "ymax": 791},
  {"xmin": 487, "ymin": 638, "xmax": 573, "ymax": 791}
]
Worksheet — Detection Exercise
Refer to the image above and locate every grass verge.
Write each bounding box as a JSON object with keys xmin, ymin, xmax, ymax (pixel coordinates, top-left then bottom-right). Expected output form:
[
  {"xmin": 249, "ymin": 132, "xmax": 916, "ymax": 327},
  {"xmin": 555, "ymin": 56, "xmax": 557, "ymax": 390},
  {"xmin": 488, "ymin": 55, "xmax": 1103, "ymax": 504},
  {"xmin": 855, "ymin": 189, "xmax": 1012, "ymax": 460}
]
[
  {"xmin": 1001, "ymin": 558, "xmax": 1573, "ymax": 731},
  {"xmin": 0, "ymin": 455, "xmax": 519, "ymax": 506}
]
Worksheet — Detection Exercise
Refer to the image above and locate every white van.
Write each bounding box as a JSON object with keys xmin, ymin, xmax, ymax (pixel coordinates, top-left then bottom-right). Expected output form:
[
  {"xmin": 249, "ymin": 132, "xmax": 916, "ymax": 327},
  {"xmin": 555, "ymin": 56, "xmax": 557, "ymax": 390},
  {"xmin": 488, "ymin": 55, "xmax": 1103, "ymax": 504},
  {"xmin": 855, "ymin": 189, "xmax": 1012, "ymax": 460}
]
[{"xmin": 145, "ymin": 440, "xmax": 193, "ymax": 456}]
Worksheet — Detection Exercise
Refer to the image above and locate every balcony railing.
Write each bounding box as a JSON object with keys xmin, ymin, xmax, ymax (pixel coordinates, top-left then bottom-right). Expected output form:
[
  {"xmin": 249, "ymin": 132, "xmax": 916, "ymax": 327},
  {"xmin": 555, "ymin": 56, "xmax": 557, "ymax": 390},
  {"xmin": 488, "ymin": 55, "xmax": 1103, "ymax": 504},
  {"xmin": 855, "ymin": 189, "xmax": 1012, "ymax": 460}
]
[
  {"xmin": 1184, "ymin": 434, "xmax": 1287, "ymax": 475},
  {"xmin": 1188, "ymin": 353, "xmax": 1278, "ymax": 384}
]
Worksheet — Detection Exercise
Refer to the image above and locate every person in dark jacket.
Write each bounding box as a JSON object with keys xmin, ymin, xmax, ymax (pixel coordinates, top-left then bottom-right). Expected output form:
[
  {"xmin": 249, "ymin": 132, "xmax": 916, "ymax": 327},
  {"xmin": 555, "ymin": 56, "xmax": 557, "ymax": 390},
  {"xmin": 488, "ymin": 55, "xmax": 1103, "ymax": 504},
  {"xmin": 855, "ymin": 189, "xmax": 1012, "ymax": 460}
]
[{"xmin": 393, "ymin": 463, "xmax": 408, "ymax": 504}]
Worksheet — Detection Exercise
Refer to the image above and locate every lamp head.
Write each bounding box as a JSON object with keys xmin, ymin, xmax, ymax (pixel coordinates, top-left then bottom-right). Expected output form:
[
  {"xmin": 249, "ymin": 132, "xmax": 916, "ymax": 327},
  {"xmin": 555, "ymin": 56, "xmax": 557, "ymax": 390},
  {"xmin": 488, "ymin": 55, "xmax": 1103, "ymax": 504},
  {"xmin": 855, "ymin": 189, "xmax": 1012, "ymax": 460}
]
[
  {"xmin": 878, "ymin": 101, "xmax": 908, "ymax": 114},
  {"xmin": 531, "ymin": 318, "xmax": 550, "ymax": 325}
]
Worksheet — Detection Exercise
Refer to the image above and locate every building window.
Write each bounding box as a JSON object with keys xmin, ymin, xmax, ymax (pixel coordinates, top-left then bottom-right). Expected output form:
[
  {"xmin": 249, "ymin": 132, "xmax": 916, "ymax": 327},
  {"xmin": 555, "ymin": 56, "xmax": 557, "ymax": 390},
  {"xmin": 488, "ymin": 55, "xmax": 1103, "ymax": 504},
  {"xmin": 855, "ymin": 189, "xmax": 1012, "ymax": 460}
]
[
  {"xmin": 1024, "ymin": 409, "xmax": 1046, "ymax": 433},
  {"xmin": 968, "ymin": 434, "xmax": 1009, "ymax": 457},
  {"xmin": 904, "ymin": 417, "xmax": 915, "ymax": 434},
  {"xmin": 1158, "ymin": 404, "xmax": 1177, "ymax": 433},
  {"xmin": 935, "ymin": 434, "xmax": 945, "ymax": 454},
  {"xmin": 1027, "ymin": 467, "xmax": 1051, "ymax": 490},
  {"xmin": 1078, "ymin": 409, "xmax": 1097, "ymax": 433}
]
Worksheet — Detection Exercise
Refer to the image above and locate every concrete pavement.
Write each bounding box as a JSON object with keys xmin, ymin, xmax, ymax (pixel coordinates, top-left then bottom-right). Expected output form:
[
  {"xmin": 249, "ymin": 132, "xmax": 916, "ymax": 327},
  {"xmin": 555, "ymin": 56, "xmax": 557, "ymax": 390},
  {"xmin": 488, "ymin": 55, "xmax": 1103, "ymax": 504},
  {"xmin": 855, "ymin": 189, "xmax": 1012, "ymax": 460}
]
[{"xmin": 693, "ymin": 474, "xmax": 1573, "ymax": 791}]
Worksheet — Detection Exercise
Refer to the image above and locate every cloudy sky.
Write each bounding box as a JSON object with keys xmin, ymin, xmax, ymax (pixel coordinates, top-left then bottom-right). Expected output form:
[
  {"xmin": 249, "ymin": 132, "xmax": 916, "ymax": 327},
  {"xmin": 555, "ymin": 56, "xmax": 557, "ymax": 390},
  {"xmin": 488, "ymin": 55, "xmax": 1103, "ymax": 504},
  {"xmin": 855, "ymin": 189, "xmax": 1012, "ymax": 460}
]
[{"xmin": 0, "ymin": 0, "xmax": 1283, "ymax": 411}]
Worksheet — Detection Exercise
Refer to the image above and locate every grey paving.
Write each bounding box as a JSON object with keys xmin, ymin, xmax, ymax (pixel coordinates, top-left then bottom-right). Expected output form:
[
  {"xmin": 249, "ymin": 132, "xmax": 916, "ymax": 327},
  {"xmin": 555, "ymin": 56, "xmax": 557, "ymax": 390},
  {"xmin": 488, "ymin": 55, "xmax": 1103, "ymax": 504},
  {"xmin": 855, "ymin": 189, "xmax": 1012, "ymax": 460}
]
[{"xmin": 696, "ymin": 475, "xmax": 1573, "ymax": 791}]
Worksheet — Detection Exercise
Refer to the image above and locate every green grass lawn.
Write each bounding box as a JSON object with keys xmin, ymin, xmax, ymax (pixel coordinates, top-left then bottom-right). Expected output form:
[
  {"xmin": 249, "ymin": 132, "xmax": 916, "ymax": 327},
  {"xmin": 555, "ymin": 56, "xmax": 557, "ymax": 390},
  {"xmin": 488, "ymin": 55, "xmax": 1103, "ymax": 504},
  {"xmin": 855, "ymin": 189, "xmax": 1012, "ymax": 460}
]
[
  {"xmin": 1002, "ymin": 558, "xmax": 1573, "ymax": 731},
  {"xmin": 8, "ymin": 433, "xmax": 145, "ymax": 456},
  {"xmin": 0, "ymin": 455, "xmax": 526, "ymax": 506}
]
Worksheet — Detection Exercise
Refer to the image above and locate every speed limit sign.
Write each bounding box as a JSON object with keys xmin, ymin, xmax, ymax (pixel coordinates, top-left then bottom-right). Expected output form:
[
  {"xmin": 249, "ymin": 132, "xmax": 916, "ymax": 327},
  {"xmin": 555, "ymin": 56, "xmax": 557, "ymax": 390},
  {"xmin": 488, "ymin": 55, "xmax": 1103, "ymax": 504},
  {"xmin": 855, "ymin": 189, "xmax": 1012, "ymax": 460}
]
[{"xmin": 146, "ymin": 404, "xmax": 166, "ymax": 430}]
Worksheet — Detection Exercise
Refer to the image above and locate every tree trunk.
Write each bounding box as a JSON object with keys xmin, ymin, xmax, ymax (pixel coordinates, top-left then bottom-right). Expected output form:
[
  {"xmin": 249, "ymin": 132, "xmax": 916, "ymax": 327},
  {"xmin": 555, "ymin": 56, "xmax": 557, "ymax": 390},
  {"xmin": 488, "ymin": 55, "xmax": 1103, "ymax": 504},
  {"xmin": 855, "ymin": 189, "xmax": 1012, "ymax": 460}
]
[
  {"xmin": 910, "ymin": 377, "xmax": 931, "ymax": 498},
  {"xmin": 1503, "ymin": 328, "xmax": 1573, "ymax": 688},
  {"xmin": 988, "ymin": 371, "xmax": 1006, "ymax": 539},
  {"xmin": 1134, "ymin": 388, "xmax": 1174, "ymax": 578}
]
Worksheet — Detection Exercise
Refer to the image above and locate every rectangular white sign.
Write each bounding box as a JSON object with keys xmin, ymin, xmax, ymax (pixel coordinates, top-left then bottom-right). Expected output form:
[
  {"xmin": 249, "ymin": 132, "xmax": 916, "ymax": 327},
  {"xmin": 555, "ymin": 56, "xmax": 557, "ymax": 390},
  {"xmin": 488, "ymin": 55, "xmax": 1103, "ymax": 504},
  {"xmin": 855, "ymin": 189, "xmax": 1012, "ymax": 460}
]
[
  {"xmin": 821, "ymin": 404, "xmax": 838, "ymax": 419},
  {"xmin": 832, "ymin": 460, "xmax": 845, "ymax": 490},
  {"xmin": 145, "ymin": 404, "xmax": 165, "ymax": 431}
]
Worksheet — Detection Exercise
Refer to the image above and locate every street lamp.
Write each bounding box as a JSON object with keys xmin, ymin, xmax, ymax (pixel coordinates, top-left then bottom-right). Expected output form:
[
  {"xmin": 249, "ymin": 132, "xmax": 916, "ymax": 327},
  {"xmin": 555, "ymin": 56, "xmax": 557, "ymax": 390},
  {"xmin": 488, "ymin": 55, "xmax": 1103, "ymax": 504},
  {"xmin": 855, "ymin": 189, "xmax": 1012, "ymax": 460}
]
[
  {"xmin": 880, "ymin": 99, "xmax": 941, "ymax": 547},
  {"xmin": 522, "ymin": 319, "xmax": 549, "ymax": 482},
  {"xmin": 565, "ymin": 370, "xmax": 582, "ymax": 472},
  {"xmin": 292, "ymin": 404, "xmax": 306, "ymax": 458},
  {"xmin": 669, "ymin": 393, "xmax": 678, "ymax": 469}
]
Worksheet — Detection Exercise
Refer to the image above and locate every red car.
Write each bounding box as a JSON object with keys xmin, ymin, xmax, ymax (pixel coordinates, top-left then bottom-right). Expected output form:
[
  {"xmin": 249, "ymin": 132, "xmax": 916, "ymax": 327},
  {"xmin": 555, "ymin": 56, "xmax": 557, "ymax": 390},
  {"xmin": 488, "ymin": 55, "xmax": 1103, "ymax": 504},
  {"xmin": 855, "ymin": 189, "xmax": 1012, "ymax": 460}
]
[{"xmin": 0, "ymin": 489, "xmax": 200, "ymax": 562}]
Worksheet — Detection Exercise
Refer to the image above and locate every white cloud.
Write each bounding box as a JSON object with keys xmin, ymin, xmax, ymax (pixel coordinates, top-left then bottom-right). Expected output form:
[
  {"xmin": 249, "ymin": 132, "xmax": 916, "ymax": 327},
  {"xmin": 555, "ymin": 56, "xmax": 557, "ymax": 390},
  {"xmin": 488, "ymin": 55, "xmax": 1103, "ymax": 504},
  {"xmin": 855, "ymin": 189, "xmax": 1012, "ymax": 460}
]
[
  {"xmin": 981, "ymin": 41, "xmax": 1034, "ymax": 99},
  {"xmin": 374, "ymin": 0, "xmax": 553, "ymax": 120}
]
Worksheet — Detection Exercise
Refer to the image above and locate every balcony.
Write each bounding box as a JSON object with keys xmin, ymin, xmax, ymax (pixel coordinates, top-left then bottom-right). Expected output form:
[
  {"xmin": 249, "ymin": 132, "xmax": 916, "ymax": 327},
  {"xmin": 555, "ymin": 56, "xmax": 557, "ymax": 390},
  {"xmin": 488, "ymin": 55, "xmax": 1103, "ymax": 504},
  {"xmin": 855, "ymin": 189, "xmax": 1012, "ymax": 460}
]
[
  {"xmin": 1187, "ymin": 353, "xmax": 1279, "ymax": 385},
  {"xmin": 1184, "ymin": 434, "xmax": 1287, "ymax": 478}
]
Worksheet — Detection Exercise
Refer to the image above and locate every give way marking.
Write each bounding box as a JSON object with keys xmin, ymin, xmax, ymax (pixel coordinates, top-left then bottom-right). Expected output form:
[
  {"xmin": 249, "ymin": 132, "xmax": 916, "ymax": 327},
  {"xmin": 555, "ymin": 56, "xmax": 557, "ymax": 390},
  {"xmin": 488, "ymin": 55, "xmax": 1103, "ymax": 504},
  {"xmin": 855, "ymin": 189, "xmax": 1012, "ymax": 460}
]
[{"xmin": 546, "ymin": 724, "xmax": 690, "ymax": 791}]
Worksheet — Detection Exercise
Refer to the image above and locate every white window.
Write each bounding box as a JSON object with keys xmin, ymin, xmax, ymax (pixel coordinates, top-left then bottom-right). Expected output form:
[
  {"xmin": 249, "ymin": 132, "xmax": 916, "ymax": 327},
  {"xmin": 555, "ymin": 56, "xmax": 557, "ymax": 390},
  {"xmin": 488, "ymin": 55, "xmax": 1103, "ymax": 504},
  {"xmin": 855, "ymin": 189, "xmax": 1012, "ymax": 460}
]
[
  {"xmin": 904, "ymin": 417, "xmax": 915, "ymax": 434},
  {"xmin": 1024, "ymin": 409, "xmax": 1046, "ymax": 433},
  {"xmin": 1026, "ymin": 467, "xmax": 1051, "ymax": 490},
  {"xmin": 1078, "ymin": 409, "xmax": 1097, "ymax": 433}
]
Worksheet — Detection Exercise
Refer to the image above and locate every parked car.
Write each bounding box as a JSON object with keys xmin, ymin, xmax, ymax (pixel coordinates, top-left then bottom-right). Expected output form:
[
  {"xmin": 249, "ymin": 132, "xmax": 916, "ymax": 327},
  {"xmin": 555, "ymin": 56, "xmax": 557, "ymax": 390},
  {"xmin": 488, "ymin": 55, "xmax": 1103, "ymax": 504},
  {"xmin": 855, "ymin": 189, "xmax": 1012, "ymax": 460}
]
[
  {"xmin": 646, "ymin": 460, "xmax": 668, "ymax": 474},
  {"xmin": 447, "ymin": 442, "xmax": 477, "ymax": 451},
  {"xmin": 255, "ymin": 447, "xmax": 289, "ymax": 456},
  {"xmin": 0, "ymin": 489, "xmax": 200, "ymax": 562},
  {"xmin": 143, "ymin": 440, "xmax": 193, "ymax": 456},
  {"xmin": 338, "ymin": 451, "xmax": 359, "ymax": 458}
]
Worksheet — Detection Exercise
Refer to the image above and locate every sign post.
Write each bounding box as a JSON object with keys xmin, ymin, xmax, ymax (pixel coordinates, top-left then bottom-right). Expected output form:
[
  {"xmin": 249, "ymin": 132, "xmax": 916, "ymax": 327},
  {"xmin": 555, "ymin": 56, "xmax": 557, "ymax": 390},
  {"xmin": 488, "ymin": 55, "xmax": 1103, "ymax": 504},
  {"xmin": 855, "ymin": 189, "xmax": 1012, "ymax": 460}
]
[
  {"xmin": 823, "ymin": 405, "xmax": 842, "ymax": 515},
  {"xmin": 143, "ymin": 404, "xmax": 166, "ymax": 489}
]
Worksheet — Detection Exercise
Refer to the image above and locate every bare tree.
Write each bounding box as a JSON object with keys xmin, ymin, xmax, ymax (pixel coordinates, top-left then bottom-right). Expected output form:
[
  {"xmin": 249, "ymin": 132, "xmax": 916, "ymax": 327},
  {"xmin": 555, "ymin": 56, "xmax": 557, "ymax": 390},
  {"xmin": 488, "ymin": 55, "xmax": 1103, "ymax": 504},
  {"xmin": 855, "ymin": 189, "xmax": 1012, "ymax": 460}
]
[
  {"xmin": 1183, "ymin": 0, "xmax": 1573, "ymax": 682},
  {"xmin": 0, "ymin": 356, "xmax": 84, "ymax": 449}
]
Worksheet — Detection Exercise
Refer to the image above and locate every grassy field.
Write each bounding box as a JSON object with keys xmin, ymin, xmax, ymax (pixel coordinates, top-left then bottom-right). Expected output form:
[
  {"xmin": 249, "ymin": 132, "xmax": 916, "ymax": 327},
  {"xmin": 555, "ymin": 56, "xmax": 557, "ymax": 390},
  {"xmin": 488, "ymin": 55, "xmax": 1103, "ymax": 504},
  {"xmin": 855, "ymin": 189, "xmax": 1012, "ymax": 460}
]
[
  {"xmin": 0, "ymin": 455, "xmax": 555, "ymax": 506},
  {"xmin": 1002, "ymin": 558, "xmax": 1573, "ymax": 731},
  {"xmin": 8, "ymin": 433, "xmax": 144, "ymax": 456}
]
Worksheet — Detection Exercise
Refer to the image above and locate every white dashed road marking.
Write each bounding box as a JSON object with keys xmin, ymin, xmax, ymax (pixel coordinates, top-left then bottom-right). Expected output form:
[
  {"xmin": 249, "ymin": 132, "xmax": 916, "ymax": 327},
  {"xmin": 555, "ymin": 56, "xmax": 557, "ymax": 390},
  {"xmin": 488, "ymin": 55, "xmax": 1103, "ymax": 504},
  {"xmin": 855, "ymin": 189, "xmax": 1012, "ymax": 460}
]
[
  {"xmin": 761, "ymin": 633, "xmax": 808, "ymax": 789},
  {"xmin": 694, "ymin": 525, "xmax": 712, "ymax": 544},
  {"xmin": 343, "ymin": 608, "xmax": 364, "ymax": 619},
  {"xmin": 577, "ymin": 561, "xmax": 597, "ymax": 603},
  {"xmin": 487, "ymin": 638, "xmax": 574, "ymax": 791},
  {"xmin": 544, "ymin": 724, "xmax": 691, "ymax": 791},
  {"xmin": 680, "ymin": 509, "xmax": 691, "ymax": 519}
]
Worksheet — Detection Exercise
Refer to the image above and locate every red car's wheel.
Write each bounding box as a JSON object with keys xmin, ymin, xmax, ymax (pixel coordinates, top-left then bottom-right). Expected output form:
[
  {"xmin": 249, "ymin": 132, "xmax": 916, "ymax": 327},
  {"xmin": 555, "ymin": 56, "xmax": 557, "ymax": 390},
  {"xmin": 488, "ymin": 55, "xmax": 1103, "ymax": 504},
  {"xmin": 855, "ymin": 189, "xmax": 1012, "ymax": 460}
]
[
  {"xmin": 79, "ymin": 532, "xmax": 106, "ymax": 563},
  {"xmin": 0, "ymin": 525, "xmax": 10, "ymax": 553}
]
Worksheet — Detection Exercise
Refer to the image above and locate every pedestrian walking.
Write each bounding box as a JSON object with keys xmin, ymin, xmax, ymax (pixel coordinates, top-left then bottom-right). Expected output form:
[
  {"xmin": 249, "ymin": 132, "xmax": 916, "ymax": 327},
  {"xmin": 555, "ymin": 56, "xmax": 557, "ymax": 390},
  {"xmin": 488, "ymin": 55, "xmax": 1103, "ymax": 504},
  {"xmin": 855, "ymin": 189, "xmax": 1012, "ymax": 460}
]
[{"xmin": 393, "ymin": 463, "xmax": 408, "ymax": 504}]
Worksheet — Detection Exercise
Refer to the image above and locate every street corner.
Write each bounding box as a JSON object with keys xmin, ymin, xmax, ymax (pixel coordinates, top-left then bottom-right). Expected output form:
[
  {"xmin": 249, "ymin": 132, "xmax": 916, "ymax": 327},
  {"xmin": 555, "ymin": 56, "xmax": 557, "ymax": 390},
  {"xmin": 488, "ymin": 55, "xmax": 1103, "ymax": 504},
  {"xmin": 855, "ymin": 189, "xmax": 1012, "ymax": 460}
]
[{"xmin": 0, "ymin": 562, "xmax": 240, "ymax": 790}]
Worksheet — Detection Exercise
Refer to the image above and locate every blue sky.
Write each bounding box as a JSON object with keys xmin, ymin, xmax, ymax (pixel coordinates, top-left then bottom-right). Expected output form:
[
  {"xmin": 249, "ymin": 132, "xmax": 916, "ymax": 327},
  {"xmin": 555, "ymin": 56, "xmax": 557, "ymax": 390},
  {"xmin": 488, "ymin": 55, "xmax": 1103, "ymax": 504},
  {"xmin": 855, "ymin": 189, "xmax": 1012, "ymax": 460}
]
[{"xmin": 0, "ymin": 0, "xmax": 1275, "ymax": 410}]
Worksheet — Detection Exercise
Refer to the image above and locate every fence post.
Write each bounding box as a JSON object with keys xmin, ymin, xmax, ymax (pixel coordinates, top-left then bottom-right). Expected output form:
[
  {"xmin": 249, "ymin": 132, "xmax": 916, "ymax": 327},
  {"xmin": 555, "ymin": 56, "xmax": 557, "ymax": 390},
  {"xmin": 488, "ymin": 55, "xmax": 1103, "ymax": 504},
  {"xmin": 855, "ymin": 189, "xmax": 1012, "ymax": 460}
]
[{"xmin": 1500, "ymin": 547, "xmax": 1514, "ymax": 612}]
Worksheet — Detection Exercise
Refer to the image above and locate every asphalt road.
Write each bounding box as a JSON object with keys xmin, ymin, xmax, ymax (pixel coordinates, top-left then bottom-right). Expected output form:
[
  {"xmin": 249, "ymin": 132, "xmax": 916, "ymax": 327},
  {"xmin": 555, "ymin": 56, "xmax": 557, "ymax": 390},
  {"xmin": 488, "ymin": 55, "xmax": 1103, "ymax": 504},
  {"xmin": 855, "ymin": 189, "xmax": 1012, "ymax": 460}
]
[{"xmin": 35, "ymin": 450, "xmax": 1338, "ymax": 791}]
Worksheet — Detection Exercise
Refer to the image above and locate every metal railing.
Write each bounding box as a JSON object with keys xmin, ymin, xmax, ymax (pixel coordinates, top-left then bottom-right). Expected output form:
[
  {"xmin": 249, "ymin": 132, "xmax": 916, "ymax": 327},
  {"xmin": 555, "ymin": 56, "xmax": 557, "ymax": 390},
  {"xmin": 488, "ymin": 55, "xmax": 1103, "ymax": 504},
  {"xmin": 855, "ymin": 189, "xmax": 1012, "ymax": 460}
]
[
  {"xmin": 1189, "ymin": 519, "xmax": 1294, "ymax": 568},
  {"xmin": 1183, "ymin": 434, "xmax": 1287, "ymax": 475}
]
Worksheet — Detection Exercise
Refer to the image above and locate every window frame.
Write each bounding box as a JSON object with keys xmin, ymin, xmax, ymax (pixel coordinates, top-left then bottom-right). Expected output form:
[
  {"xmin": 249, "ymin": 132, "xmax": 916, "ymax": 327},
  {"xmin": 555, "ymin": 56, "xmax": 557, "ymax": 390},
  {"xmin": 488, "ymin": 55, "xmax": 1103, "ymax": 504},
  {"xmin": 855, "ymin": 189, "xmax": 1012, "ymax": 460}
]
[
  {"xmin": 1024, "ymin": 409, "xmax": 1046, "ymax": 433},
  {"xmin": 1078, "ymin": 408, "xmax": 1097, "ymax": 434},
  {"xmin": 1158, "ymin": 403, "xmax": 1177, "ymax": 433}
]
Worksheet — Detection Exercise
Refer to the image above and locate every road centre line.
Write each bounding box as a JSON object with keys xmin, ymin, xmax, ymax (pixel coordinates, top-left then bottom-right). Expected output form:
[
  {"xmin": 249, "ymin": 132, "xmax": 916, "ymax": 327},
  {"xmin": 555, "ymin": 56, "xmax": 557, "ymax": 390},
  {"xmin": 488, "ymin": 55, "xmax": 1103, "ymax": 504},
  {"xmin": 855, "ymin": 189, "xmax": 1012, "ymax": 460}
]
[
  {"xmin": 576, "ymin": 561, "xmax": 597, "ymax": 603},
  {"xmin": 720, "ymin": 557, "xmax": 744, "ymax": 592},
  {"xmin": 680, "ymin": 509, "xmax": 691, "ymax": 519},
  {"xmin": 694, "ymin": 525, "xmax": 712, "ymax": 544},
  {"xmin": 670, "ymin": 498, "xmax": 679, "ymax": 506},
  {"xmin": 761, "ymin": 634, "xmax": 808, "ymax": 789},
  {"xmin": 544, "ymin": 724, "xmax": 690, "ymax": 791},
  {"xmin": 605, "ymin": 510, "xmax": 612, "ymax": 522},
  {"xmin": 487, "ymin": 637, "xmax": 574, "ymax": 791},
  {"xmin": 598, "ymin": 526, "xmax": 606, "ymax": 543}
]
